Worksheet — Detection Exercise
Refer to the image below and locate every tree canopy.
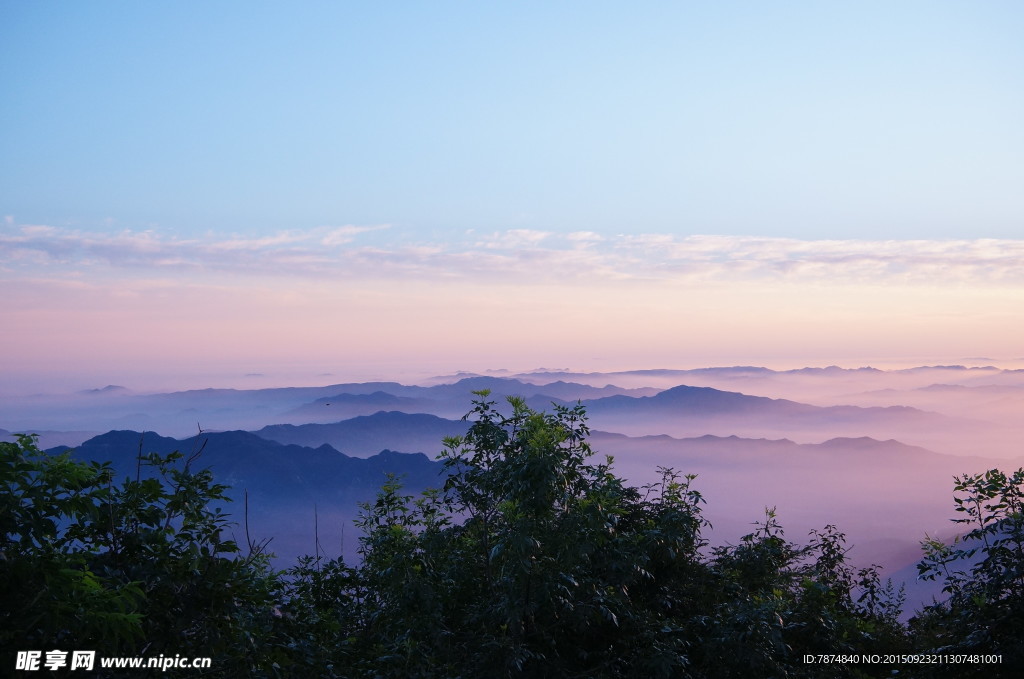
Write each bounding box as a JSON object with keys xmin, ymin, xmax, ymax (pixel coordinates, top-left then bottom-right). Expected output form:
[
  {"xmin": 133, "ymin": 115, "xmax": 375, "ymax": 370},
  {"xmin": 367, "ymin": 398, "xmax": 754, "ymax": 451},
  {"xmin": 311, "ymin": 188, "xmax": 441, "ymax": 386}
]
[{"xmin": 2, "ymin": 393, "xmax": 1021, "ymax": 677}]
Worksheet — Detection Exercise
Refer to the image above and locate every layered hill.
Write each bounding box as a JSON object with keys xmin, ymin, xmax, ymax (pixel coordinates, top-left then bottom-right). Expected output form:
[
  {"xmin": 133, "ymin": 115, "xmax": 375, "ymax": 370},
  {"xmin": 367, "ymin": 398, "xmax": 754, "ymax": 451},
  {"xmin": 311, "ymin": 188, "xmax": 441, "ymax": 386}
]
[
  {"xmin": 255, "ymin": 411, "xmax": 471, "ymax": 457},
  {"xmin": 52, "ymin": 429, "xmax": 445, "ymax": 563}
]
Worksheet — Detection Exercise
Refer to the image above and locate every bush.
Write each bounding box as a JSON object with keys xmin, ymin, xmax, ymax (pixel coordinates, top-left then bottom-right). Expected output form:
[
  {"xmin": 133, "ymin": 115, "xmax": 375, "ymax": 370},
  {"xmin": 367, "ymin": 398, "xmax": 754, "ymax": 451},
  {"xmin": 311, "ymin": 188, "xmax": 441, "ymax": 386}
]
[{"xmin": 1, "ymin": 434, "xmax": 283, "ymax": 677}]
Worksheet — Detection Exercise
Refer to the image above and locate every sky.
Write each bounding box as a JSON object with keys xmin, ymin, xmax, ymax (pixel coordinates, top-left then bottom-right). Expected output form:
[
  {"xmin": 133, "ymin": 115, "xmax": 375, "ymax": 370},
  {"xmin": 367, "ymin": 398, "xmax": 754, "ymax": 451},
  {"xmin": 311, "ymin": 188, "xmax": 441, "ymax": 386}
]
[{"xmin": 2, "ymin": 1, "xmax": 1023, "ymax": 392}]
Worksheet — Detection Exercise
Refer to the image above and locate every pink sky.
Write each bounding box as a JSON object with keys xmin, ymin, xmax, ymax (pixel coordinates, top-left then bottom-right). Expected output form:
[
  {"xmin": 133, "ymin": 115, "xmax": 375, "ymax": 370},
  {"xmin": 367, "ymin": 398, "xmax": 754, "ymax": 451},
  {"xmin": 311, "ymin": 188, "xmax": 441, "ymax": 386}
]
[
  {"xmin": 4, "ymin": 4, "xmax": 1023, "ymax": 393},
  {"xmin": 3, "ymin": 222, "xmax": 1023, "ymax": 392}
]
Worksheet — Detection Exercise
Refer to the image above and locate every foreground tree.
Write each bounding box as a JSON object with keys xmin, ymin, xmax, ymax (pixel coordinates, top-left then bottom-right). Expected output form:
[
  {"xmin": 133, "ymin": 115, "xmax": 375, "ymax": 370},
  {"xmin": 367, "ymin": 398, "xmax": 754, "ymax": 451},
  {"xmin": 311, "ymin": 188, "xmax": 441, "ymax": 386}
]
[
  {"xmin": 22, "ymin": 395, "xmax": 1018, "ymax": 677},
  {"xmin": 912, "ymin": 468, "xmax": 1024, "ymax": 676},
  {"xmin": 348, "ymin": 394, "xmax": 712, "ymax": 676},
  {"xmin": 344, "ymin": 392, "xmax": 909, "ymax": 678},
  {"xmin": 1, "ymin": 435, "xmax": 144, "ymax": 654},
  {"xmin": 1, "ymin": 434, "xmax": 284, "ymax": 676}
]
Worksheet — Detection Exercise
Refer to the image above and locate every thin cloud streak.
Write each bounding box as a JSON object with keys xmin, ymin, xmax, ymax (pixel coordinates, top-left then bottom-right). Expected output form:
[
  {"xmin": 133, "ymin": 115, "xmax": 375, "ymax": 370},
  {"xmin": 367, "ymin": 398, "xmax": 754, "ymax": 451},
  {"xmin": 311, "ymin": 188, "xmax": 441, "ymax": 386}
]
[{"xmin": 3, "ymin": 223, "xmax": 1024, "ymax": 286}]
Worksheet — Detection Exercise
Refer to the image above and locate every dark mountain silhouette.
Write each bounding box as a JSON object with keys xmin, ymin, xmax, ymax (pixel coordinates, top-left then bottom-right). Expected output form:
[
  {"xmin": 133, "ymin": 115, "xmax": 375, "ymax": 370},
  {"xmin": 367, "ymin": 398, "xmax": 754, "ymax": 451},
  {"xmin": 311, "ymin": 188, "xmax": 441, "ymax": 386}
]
[
  {"xmin": 285, "ymin": 392, "xmax": 437, "ymax": 421},
  {"xmin": 279, "ymin": 378, "xmax": 654, "ymax": 423},
  {"xmin": 58, "ymin": 429, "xmax": 442, "ymax": 499},
  {"xmin": 9, "ymin": 366, "xmax": 1022, "ymax": 459},
  {"xmin": 584, "ymin": 384, "xmax": 794, "ymax": 415},
  {"xmin": 77, "ymin": 385, "xmax": 130, "ymax": 395},
  {"xmin": 513, "ymin": 379, "xmax": 658, "ymax": 400},
  {"xmin": 35, "ymin": 416, "xmax": 1023, "ymax": 613},
  {"xmin": 585, "ymin": 383, "xmax": 942, "ymax": 419},
  {"xmin": 255, "ymin": 411, "xmax": 470, "ymax": 457},
  {"xmin": 582, "ymin": 383, "xmax": 939, "ymax": 422},
  {"xmin": 577, "ymin": 384, "xmax": 956, "ymax": 447},
  {"xmin": 3, "ymin": 376, "xmax": 644, "ymax": 437},
  {"xmin": 52, "ymin": 429, "xmax": 446, "ymax": 563}
]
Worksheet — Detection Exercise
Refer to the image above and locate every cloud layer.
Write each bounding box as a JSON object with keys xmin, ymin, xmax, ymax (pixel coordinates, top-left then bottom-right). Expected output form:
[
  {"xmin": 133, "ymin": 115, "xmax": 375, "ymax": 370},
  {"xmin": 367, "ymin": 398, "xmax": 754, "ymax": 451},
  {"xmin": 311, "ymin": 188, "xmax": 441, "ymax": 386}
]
[{"xmin": 4, "ymin": 222, "xmax": 1024, "ymax": 287}]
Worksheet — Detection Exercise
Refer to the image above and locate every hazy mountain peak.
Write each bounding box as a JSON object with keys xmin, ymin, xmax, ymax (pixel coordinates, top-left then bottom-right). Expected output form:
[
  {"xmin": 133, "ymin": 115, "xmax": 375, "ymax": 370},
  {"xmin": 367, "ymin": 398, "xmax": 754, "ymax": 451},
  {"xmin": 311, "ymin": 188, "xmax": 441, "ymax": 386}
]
[{"xmin": 78, "ymin": 385, "xmax": 130, "ymax": 395}]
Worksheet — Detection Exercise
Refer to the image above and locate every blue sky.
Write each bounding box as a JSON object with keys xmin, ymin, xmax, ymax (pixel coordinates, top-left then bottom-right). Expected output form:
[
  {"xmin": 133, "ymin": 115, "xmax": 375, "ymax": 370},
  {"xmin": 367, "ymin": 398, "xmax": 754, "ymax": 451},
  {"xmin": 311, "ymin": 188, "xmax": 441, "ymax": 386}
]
[
  {"xmin": 2, "ymin": 2, "xmax": 1023, "ymax": 389},
  {"xmin": 3, "ymin": 1, "xmax": 1022, "ymax": 241}
]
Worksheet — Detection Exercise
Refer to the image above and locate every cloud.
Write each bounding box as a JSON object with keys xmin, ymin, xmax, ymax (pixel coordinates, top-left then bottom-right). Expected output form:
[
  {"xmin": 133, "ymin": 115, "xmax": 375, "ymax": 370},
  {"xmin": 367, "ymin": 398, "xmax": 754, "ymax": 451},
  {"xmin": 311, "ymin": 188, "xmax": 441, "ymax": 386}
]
[
  {"xmin": 611, "ymin": 235, "xmax": 1024, "ymax": 285},
  {"xmin": 2, "ymin": 222, "xmax": 1023, "ymax": 287},
  {"xmin": 320, "ymin": 225, "xmax": 389, "ymax": 246},
  {"xmin": 476, "ymin": 229, "xmax": 553, "ymax": 250},
  {"xmin": 0, "ymin": 223, "xmax": 388, "ymax": 274}
]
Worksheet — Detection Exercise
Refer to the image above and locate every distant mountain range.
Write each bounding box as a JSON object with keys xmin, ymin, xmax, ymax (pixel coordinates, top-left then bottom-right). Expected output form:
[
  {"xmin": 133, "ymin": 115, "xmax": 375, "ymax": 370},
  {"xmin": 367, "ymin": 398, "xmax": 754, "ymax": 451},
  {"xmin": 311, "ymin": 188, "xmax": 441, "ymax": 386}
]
[
  {"xmin": 578, "ymin": 383, "xmax": 950, "ymax": 437},
  {"xmin": 578, "ymin": 429, "xmax": 1016, "ymax": 575},
  {"xmin": 255, "ymin": 411, "xmax": 471, "ymax": 457},
  {"xmin": 282, "ymin": 378, "xmax": 660, "ymax": 422},
  {"xmin": 50, "ymin": 429, "xmax": 446, "ymax": 563},
  {"xmin": 3, "ymin": 376, "xmax": 656, "ymax": 435},
  {"xmin": 512, "ymin": 365, "xmax": 1008, "ymax": 382},
  {"xmin": 6, "ymin": 364, "xmax": 1023, "ymax": 616},
  {"xmin": 16, "ymin": 398, "xmax": 1019, "ymax": 614},
  {"xmin": 35, "ymin": 413, "xmax": 1021, "ymax": 585},
  {"xmin": 258, "ymin": 384, "xmax": 952, "ymax": 453},
  {"xmin": 53, "ymin": 429, "xmax": 441, "ymax": 497},
  {"xmin": 7, "ymin": 371, "xmax": 1012, "ymax": 457},
  {"xmin": 277, "ymin": 378, "xmax": 953, "ymax": 436}
]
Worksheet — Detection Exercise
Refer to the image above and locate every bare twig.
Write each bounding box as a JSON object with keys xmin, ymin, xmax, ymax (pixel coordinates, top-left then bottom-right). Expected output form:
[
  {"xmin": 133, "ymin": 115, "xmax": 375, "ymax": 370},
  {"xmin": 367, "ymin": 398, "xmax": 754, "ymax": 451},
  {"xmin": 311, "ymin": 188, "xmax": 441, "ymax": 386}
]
[{"xmin": 136, "ymin": 431, "xmax": 145, "ymax": 483}]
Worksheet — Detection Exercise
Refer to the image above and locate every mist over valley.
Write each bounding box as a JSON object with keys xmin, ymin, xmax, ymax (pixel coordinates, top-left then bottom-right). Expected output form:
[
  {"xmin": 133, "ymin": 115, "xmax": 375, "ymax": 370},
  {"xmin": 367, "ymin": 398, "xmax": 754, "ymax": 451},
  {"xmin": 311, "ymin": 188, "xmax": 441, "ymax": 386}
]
[{"xmin": 7, "ymin": 363, "xmax": 1023, "ymax": 614}]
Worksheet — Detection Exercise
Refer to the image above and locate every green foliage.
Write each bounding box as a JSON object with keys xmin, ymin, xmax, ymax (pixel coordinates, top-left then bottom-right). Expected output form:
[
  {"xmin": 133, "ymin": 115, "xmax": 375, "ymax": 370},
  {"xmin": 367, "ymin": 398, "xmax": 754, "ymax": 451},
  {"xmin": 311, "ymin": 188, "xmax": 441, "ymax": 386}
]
[
  {"xmin": 272, "ymin": 555, "xmax": 360, "ymax": 677},
  {"xmin": 13, "ymin": 397, "xmax": 1024, "ymax": 677},
  {"xmin": 1, "ymin": 434, "xmax": 144, "ymax": 652},
  {"xmin": 335, "ymin": 393, "xmax": 909, "ymax": 678},
  {"xmin": 427, "ymin": 393, "xmax": 711, "ymax": 677},
  {"xmin": 695, "ymin": 515, "xmax": 907, "ymax": 678},
  {"xmin": 913, "ymin": 468, "xmax": 1024, "ymax": 675},
  {"xmin": 1, "ymin": 433, "xmax": 283, "ymax": 677}
]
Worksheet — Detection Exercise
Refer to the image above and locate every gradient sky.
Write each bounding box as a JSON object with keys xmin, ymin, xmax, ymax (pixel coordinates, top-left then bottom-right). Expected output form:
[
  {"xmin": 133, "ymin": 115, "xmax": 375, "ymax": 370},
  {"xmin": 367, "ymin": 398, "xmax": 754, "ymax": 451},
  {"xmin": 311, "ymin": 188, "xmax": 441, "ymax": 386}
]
[{"xmin": 2, "ymin": 1, "xmax": 1023, "ymax": 391}]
